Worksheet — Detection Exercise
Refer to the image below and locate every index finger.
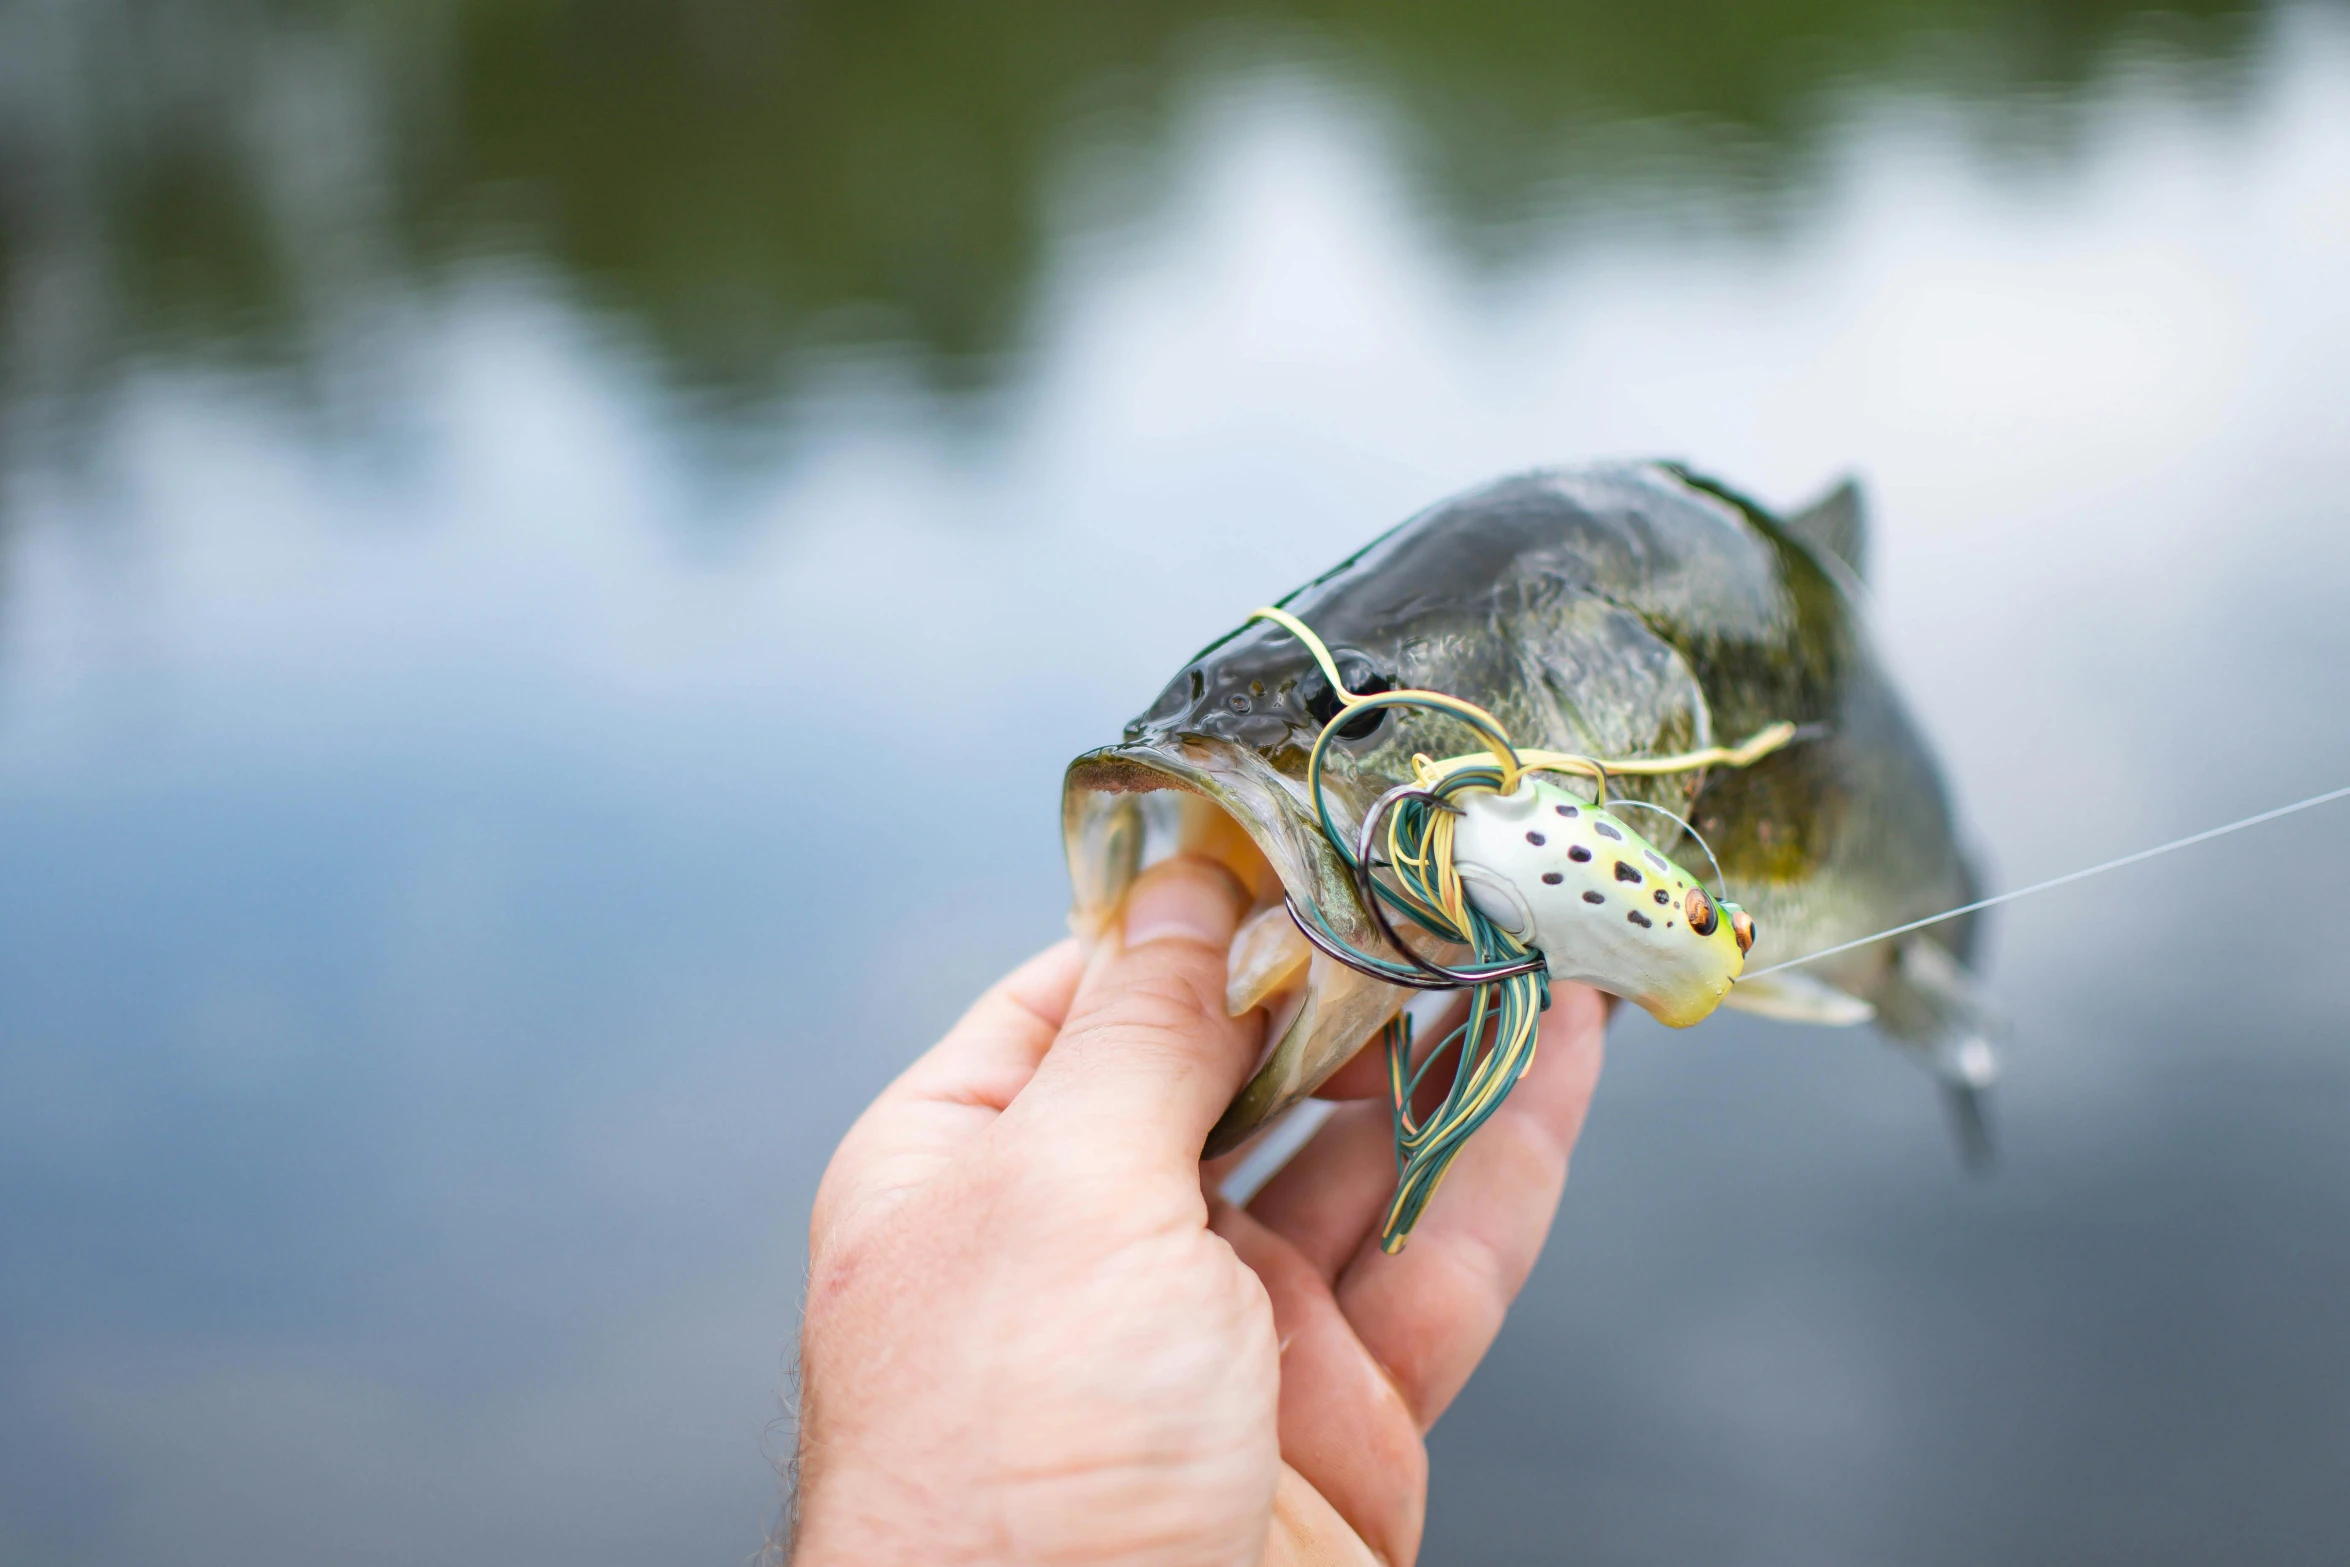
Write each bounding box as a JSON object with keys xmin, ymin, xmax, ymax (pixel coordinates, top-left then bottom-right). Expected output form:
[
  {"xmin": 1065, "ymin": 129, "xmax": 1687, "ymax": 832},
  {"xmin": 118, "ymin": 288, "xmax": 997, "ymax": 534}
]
[{"xmin": 814, "ymin": 938, "xmax": 1085, "ymax": 1241}]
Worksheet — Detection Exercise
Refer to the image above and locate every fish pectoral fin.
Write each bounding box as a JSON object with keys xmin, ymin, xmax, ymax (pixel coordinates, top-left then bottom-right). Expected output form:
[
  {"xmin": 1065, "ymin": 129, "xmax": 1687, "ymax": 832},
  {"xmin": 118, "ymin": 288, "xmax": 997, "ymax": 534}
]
[
  {"xmin": 1226, "ymin": 900, "xmax": 1312, "ymax": 1016},
  {"xmin": 1721, "ymin": 970, "xmax": 1877, "ymax": 1026},
  {"xmin": 1785, "ymin": 475, "xmax": 1869, "ymax": 583}
]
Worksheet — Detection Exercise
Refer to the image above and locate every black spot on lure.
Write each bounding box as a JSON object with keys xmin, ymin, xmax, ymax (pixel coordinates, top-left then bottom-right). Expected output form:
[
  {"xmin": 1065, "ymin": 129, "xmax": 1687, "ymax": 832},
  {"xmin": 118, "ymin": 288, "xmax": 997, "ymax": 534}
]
[{"xmin": 1064, "ymin": 462, "xmax": 1994, "ymax": 1245}]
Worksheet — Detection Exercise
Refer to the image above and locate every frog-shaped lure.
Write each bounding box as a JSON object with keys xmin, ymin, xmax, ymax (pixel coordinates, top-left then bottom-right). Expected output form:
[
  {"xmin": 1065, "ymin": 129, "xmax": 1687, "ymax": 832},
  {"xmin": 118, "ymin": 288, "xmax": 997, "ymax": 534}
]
[{"xmin": 1448, "ymin": 779, "xmax": 1756, "ymax": 1027}]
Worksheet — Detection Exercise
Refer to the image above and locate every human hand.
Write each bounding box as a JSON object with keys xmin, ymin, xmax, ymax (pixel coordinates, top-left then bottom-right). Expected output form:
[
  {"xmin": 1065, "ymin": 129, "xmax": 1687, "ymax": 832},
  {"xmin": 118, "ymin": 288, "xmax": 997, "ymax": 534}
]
[{"xmin": 791, "ymin": 856, "xmax": 1606, "ymax": 1566}]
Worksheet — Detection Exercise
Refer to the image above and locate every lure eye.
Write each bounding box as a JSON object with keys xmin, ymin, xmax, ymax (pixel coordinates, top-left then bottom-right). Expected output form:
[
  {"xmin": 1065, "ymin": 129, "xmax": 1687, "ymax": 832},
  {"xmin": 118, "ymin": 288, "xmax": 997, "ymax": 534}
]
[
  {"xmin": 1730, "ymin": 909, "xmax": 1756, "ymax": 955},
  {"xmin": 1683, "ymin": 887, "xmax": 1719, "ymax": 936},
  {"xmin": 1301, "ymin": 661, "xmax": 1393, "ymax": 741}
]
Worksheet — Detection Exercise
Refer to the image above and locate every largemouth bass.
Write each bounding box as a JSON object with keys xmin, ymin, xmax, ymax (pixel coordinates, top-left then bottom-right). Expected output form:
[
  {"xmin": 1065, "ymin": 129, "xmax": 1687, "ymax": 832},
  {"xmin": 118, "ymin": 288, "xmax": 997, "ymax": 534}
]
[{"xmin": 1063, "ymin": 461, "xmax": 1998, "ymax": 1156}]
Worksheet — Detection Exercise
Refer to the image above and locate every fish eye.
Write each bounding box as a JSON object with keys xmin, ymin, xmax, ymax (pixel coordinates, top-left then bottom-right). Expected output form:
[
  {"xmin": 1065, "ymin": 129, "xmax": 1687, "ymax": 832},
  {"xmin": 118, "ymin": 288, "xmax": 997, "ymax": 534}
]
[
  {"xmin": 1302, "ymin": 662, "xmax": 1393, "ymax": 741},
  {"xmin": 1730, "ymin": 909, "xmax": 1756, "ymax": 955},
  {"xmin": 1683, "ymin": 887, "xmax": 1719, "ymax": 936}
]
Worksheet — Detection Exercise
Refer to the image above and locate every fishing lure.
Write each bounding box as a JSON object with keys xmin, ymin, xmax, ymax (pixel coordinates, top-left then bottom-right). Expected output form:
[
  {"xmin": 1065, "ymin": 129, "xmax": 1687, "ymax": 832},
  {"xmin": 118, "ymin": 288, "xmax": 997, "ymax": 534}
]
[{"xmin": 1252, "ymin": 605, "xmax": 1791, "ymax": 1248}]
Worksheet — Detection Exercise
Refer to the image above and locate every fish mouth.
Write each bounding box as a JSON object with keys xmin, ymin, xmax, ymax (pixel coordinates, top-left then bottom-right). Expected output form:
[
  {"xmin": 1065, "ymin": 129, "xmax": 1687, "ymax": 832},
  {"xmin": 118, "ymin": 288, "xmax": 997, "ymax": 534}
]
[{"xmin": 1063, "ymin": 735, "xmax": 1418, "ymax": 1156}]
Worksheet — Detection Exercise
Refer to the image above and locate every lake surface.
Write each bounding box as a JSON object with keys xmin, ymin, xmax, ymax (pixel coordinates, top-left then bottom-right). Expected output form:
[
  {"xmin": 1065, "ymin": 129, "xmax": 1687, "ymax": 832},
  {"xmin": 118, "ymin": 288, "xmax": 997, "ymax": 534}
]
[{"xmin": 3, "ymin": 3, "xmax": 2348, "ymax": 1561}]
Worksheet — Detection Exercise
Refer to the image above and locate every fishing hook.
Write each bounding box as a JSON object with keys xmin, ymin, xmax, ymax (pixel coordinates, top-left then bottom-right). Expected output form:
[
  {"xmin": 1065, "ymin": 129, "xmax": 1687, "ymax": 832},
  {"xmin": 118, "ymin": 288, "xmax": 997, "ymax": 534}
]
[{"xmin": 1355, "ymin": 782, "xmax": 1548, "ymax": 987}]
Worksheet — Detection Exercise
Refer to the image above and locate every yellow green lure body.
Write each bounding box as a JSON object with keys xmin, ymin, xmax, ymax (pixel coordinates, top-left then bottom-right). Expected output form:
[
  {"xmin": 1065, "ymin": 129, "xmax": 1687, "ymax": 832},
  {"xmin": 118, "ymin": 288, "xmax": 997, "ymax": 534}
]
[{"xmin": 1449, "ymin": 780, "xmax": 1755, "ymax": 1029}]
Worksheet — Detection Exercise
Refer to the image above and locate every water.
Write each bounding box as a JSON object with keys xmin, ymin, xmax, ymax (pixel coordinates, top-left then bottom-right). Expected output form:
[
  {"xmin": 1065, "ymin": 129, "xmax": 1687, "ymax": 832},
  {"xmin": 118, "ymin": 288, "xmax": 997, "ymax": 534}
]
[{"xmin": 3, "ymin": 3, "xmax": 2347, "ymax": 1562}]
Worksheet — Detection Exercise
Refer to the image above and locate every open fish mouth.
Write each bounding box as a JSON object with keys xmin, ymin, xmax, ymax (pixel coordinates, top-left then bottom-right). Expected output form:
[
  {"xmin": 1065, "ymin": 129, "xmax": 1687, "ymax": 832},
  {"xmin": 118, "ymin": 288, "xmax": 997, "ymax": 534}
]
[{"xmin": 1063, "ymin": 734, "xmax": 1419, "ymax": 1156}]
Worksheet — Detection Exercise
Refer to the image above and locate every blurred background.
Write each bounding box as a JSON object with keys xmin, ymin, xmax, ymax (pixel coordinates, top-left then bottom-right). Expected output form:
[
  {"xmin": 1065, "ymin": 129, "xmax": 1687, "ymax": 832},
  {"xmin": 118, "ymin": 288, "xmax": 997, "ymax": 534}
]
[{"xmin": 3, "ymin": 1, "xmax": 2348, "ymax": 1562}]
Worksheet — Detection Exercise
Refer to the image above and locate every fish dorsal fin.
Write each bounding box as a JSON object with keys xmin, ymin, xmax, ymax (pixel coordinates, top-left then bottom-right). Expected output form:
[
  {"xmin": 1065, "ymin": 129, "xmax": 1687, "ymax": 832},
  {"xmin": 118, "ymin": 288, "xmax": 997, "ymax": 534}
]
[{"xmin": 1785, "ymin": 476, "xmax": 1868, "ymax": 583}]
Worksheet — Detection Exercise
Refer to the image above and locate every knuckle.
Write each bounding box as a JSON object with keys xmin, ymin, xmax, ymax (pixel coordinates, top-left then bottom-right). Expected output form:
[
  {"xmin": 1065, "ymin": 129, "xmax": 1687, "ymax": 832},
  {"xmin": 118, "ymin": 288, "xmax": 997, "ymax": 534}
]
[{"xmin": 1065, "ymin": 958, "xmax": 1220, "ymax": 1044}]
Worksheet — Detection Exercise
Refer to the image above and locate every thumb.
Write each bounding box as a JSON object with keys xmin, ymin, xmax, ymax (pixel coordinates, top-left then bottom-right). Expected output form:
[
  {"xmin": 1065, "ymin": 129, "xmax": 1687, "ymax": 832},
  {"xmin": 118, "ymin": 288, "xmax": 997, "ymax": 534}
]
[{"xmin": 1008, "ymin": 856, "xmax": 1259, "ymax": 1177}]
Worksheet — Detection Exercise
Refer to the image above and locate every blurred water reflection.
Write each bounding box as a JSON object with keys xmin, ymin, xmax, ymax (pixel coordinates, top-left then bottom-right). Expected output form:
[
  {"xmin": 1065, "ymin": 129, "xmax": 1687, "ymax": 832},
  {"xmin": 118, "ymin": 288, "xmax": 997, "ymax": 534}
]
[
  {"xmin": 2, "ymin": 3, "xmax": 2348, "ymax": 1563},
  {"xmin": 0, "ymin": 0, "xmax": 2271, "ymax": 408}
]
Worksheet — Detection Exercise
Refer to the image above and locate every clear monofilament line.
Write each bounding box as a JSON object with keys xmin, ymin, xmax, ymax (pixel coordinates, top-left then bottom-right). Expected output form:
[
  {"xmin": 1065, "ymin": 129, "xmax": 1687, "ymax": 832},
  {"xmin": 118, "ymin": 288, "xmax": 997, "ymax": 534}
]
[{"xmin": 1739, "ymin": 783, "xmax": 2350, "ymax": 980}]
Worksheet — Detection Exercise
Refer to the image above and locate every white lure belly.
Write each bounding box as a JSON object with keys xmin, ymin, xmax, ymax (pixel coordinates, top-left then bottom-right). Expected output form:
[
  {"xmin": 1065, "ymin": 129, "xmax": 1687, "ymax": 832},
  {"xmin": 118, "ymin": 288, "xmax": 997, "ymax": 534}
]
[{"xmin": 1448, "ymin": 779, "xmax": 1751, "ymax": 1028}]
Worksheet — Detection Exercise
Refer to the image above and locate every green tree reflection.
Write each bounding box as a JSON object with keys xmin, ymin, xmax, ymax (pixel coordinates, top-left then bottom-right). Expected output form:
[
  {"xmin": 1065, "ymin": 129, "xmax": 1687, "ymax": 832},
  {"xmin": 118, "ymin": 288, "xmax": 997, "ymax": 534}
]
[{"xmin": 0, "ymin": 0, "xmax": 2268, "ymax": 406}]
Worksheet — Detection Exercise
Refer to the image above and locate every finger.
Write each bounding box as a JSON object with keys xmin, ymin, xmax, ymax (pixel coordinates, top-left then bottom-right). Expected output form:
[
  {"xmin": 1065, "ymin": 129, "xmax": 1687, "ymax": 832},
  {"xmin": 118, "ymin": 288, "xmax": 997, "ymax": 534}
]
[
  {"xmin": 1334, "ymin": 981, "xmax": 1607, "ymax": 1429},
  {"xmin": 1243, "ymin": 1096, "xmax": 1402, "ymax": 1279},
  {"xmin": 1214, "ymin": 1200, "xmax": 1425, "ymax": 1567},
  {"xmin": 1312, "ymin": 994, "xmax": 1468, "ymax": 1102},
  {"xmin": 1207, "ymin": 1007, "xmax": 1428, "ymax": 1208},
  {"xmin": 1006, "ymin": 856, "xmax": 1255, "ymax": 1178},
  {"xmin": 1248, "ymin": 995, "xmax": 1475, "ymax": 1277},
  {"xmin": 1199, "ymin": 1113, "xmax": 1281, "ymax": 1196},
  {"xmin": 1200, "ymin": 1087, "xmax": 1356, "ymax": 1204},
  {"xmin": 890, "ymin": 938, "xmax": 1086, "ymax": 1111},
  {"xmin": 1264, "ymin": 1465, "xmax": 1386, "ymax": 1567},
  {"xmin": 813, "ymin": 939, "xmax": 1084, "ymax": 1240},
  {"xmin": 1311, "ymin": 1037, "xmax": 1391, "ymax": 1101}
]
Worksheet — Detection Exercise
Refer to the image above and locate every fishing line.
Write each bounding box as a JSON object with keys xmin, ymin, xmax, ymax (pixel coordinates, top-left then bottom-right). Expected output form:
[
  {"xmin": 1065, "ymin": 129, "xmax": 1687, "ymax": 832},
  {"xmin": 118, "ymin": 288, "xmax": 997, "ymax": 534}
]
[
  {"xmin": 1740, "ymin": 783, "xmax": 2350, "ymax": 980},
  {"xmin": 1603, "ymin": 798, "xmax": 1732, "ymax": 901}
]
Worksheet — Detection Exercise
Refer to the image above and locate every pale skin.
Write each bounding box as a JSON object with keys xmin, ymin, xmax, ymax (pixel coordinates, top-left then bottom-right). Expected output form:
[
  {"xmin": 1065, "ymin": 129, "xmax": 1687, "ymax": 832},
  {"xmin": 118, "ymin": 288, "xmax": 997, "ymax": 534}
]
[{"xmin": 792, "ymin": 855, "xmax": 1607, "ymax": 1566}]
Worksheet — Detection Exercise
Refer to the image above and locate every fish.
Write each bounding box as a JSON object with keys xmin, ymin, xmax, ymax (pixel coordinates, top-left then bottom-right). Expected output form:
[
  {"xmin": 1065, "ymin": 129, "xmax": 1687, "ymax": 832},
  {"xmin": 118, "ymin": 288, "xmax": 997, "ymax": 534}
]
[{"xmin": 1063, "ymin": 460, "xmax": 2000, "ymax": 1158}]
